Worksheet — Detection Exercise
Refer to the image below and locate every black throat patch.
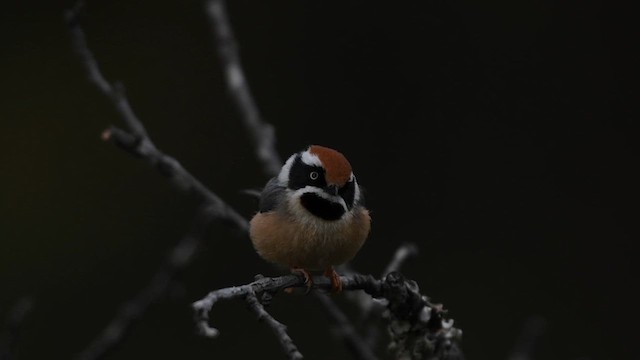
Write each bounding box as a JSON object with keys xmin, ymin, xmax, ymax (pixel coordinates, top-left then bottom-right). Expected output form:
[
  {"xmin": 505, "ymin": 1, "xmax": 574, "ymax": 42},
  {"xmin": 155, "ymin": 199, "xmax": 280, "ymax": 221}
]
[{"xmin": 300, "ymin": 193, "xmax": 345, "ymax": 221}]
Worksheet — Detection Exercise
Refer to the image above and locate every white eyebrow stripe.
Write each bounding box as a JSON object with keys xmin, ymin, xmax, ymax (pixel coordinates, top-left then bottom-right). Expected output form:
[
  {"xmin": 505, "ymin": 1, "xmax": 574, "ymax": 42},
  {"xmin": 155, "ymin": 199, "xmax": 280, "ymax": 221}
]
[
  {"xmin": 349, "ymin": 174, "xmax": 360, "ymax": 203},
  {"xmin": 301, "ymin": 150, "xmax": 322, "ymax": 167},
  {"xmin": 277, "ymin": 153, "xmax": 297, "ymax": 184}
]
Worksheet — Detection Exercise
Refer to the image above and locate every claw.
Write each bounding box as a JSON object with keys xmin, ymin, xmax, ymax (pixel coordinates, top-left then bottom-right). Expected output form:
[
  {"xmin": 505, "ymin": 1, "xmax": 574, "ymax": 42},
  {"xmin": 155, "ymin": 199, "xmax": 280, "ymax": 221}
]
[
  {"xmin": 323, "ymin": 267, "xmax": 342, "ymax": 293},
  {"xmin": 290, "ymin": 268, "xmax": 314, "ymax": 294}
]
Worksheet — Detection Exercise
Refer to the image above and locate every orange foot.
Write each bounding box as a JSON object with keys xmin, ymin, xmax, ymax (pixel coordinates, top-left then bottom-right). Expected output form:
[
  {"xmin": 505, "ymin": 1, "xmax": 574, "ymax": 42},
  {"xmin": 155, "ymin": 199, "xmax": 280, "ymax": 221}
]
[
  {"xmin": 323, "ymin": 267, "xmax": 343, "ymax": 293},
  {"xmin": 290, "ymin": 267, "xmax": 314, "ymax": 294}
]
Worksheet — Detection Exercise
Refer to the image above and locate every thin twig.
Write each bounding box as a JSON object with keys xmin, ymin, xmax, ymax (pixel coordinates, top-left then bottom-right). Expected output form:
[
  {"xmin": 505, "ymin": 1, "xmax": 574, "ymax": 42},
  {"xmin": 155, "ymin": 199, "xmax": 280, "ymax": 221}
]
[
  {"xmin": 66, "ymin": 4, "xmax": 248, "ymax": 232},
  {"xmin": 65, "ymin": 1, "xmax": 147, "ymax": 139},
  {"xmin": 205, "ymin": 0, "xmax": 282, "ymax": 177},
  {"xmin": 192, "ymin": 274, "xmax": 374, "ymax": 338},
  {"xmin": 246, "ymin": 290, "xmax": 304, "ymax": 360},
  {"xmin": 0, "ymin": 297, "xmax": 34, "ymax": 360},
  {"xmin": 101, "ymin": 127, "xmax": 249, "ymax": 231}
]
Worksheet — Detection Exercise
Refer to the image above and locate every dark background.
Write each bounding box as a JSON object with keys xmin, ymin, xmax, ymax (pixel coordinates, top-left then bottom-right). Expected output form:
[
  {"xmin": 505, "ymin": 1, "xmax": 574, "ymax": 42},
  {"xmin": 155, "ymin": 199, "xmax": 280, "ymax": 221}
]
[{"xmin": 1, "ymin": 1, "xmax": 636, "ymax": 359}]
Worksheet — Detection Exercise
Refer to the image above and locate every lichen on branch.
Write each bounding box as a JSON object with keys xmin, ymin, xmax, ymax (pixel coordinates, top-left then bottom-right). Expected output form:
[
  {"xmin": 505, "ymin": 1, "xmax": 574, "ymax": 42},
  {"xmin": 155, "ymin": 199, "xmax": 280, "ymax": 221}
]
[{"xmin": 193, "ymin": 272, "xmax": 463, "ymax": 360}]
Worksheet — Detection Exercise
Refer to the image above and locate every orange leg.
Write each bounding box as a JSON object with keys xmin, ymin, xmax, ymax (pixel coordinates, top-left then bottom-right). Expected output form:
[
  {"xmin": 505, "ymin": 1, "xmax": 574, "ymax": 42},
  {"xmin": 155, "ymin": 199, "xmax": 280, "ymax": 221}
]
[
  {"xmin": 290, "ymin": 267, "xmax": 314, "ymax": 294},
  {"xmin": 323, "ymin": 266, "xmax": 343, "ymax": 293}
]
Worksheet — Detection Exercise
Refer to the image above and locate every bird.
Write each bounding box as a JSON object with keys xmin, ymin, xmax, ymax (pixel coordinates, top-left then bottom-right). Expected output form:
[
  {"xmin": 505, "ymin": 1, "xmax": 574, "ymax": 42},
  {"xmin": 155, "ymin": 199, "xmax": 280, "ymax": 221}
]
[{"xmin": 249, "ymin": 145, "xmax": 371, "ymax": 293}]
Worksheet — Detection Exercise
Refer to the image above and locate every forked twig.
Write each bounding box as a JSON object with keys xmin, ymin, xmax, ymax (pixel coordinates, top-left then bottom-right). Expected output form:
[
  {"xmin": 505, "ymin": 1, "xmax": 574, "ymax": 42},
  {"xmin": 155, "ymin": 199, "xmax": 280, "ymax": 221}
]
[
  {"xmin": 66, "ymin": 1, "xmax": 464, "ymax": 359},
  {"xmin": 193, "ymin": 272, "xmax": 463, "ymax": 360},
  {"xmin": 65, "ymin": 4, "xmax": 248, "ymax": 359}
]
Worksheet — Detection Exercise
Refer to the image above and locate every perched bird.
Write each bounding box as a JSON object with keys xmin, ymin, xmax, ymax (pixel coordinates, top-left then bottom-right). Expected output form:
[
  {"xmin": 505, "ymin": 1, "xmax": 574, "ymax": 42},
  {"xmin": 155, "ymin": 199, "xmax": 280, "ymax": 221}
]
[{"xmin": 249, "ymin": 145, "xmax": 371, "ymax": 293}]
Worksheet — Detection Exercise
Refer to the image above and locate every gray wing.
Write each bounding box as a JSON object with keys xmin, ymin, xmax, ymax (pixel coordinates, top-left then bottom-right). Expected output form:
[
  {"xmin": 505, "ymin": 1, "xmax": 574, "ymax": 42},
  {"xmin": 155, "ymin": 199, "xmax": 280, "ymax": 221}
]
[{"xmin": 258, "ymin": 177, "xmax": 286, "ymax": 212}]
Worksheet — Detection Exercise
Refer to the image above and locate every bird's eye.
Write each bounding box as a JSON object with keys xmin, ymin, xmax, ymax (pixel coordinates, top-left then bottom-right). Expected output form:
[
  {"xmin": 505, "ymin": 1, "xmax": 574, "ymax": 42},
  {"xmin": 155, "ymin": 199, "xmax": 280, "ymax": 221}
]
[{"xmin": 309, "ymin": 171, "xmax": 319, "ymax": 180}]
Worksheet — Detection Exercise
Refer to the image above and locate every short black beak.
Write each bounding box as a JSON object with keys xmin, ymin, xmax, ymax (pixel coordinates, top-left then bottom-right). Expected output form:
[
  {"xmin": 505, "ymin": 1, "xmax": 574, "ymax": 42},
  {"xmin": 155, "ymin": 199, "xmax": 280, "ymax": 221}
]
[{"xmin": 325, "ymin": 184, "xmax": 339, "ymax": 196}]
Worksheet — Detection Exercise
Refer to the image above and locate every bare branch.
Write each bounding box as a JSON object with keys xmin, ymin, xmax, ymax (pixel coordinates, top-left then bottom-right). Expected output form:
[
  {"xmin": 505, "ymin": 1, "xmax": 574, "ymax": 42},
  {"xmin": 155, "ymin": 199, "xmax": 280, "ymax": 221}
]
[
  {"xmin": 65, "ymin": 2, "xmax": 147, "ymax": 139},
  {"xmin": 193, "ymin": 272, "xmax": 462, "ymax": 360},
  {"xmin": 66, "ymin": 2, "xmax": 464, "ymax": 360},
  {"xmin": 65, "ymin": 3, "xmax": 248, "ymax": 233},
  {"xmin": 193, "ymin": 274, "xmax": 299, "ymax": 338},
  {"xmin": 66, "ymin": 7, "xmax": 251, "ymax": 354},
  {"xmin": 246, "ymin": 290, "xmax": 304, "ymax": 360},
  {"xmin": 205, "ymin": 0, "xmax": 282, "ymax": 177},
  {"xmin": 0, "ymin": 297, "xmax": 34, "ymax": 360},
  {"xmin": 74, "ymin": 205, "xmax": 215, "ymax": 360},
  {"xmin": 101, "ymin": 127, "xmax": 249, "ymax": 231}
]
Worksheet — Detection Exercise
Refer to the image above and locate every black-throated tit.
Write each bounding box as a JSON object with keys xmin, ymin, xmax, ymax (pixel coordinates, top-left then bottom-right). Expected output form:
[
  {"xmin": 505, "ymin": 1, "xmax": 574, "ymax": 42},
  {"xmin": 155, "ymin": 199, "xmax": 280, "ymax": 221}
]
[{"xmin": 249, "ymin": 145, "xmax": 371, "ymax": 292}]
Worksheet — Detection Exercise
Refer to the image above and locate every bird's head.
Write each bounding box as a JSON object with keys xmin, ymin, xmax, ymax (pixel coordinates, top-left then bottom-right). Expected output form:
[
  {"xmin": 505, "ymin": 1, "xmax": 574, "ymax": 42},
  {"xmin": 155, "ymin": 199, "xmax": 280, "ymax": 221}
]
[{"xmin": 277, "ymin": 145, "xmax": 362, "ymax": 221}]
